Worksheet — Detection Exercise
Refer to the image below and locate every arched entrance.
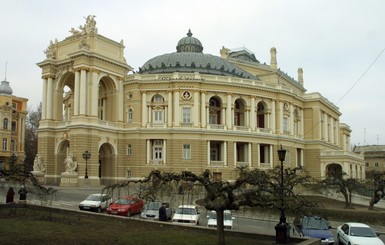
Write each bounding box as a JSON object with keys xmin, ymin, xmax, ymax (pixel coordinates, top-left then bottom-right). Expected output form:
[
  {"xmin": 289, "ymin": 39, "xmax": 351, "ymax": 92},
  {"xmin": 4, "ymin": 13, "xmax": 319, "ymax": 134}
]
[
  {"xmin": 326, "ymin": 163, "xmax": 343, "ymax": 178},
  {"xmin": 99, "ymin": 143, "xmax": 115, "ymax": 185}
]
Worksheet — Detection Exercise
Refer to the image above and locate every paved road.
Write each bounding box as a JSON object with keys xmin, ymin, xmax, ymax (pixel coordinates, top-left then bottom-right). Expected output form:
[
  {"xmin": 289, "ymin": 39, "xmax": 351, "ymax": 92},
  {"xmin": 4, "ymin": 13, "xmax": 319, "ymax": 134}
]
[{"xmin": 2, "ymin": 184, "xmax": 385, "ymax": 243}]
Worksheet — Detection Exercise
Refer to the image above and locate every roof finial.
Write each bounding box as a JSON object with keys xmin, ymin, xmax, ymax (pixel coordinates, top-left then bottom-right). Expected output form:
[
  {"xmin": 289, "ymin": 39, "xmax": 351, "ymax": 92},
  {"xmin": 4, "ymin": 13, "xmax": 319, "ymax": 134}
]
[{"xmin": 187, "ymin": 29, "xmax": 192, "ymax": 37}]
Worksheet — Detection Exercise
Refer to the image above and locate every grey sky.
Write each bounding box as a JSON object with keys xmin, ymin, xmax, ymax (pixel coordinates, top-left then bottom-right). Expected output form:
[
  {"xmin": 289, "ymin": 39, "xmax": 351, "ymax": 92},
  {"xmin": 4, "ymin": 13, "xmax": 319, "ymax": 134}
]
[{"xmin": 1, "ymin": 0, "xmax": 384, "ymax": 146}]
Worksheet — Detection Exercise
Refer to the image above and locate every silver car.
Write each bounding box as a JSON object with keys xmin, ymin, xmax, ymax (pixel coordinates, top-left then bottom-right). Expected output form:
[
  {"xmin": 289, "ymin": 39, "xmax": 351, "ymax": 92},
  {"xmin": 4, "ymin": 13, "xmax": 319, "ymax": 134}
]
[
  {"xmin": 79, "ymin": 193, "xmax": 112, "ymax": 213},
  {"xmin": 140, "ymin": 201, "xmax": 171, "ymax": 220}
]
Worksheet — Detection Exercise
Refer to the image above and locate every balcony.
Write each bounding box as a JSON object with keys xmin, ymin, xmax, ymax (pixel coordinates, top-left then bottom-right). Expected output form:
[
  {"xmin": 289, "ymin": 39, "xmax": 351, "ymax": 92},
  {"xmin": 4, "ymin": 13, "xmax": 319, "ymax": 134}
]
[
  {"xmin": 210, "ymin": 161, "xmax": 225, "ymax": 167},
  {"xmin": 150, "ymin": 160, "xmax": 164, "ymax": 165},
  {"xmin": 208, "ymin": 124, "xmax": 225, "ymax": 130},
  {"xmin": 236, "ymin": 161, "xmax": 250, "ymax": 167}
]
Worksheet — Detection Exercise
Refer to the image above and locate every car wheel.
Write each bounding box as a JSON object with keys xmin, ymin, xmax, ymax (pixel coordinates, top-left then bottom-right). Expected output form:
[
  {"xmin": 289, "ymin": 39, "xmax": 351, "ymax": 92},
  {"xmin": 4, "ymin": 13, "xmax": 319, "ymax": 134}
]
[
  {"xmin": 127, "ymin": 210, "xmax": 131, "ymax": 217},
  {"xmin": 97, "ymin": 207, "xmax": 102, "ymax": 213}
]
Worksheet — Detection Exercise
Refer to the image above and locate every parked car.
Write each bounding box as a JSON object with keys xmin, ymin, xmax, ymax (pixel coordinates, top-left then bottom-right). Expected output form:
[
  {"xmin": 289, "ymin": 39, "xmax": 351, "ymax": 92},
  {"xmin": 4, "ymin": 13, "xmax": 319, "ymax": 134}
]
[
  {"xmin": 207, "ymin": 210, "xmax": 234, "ymax": 229},
  {"xmin": 296, "ymin": 216, "xmax": 334, "ymax": 245},
  {"xmin": 78, "ymin": 193, "xmax": 112, "ymax": 213},
  {"xmin": 106, "ymin": 196, "xmax": 144, "ymax": 217},
  {"xmin": 140, "ymin": 201, "xmax": 172, "ymax": 220},
  {"xmin": 337, "ymin": 222, "xmax": 384, "ymax": 245},
  {"xmin": 172, "ymin": 205, "xmax": 200, "ymax": 225}
]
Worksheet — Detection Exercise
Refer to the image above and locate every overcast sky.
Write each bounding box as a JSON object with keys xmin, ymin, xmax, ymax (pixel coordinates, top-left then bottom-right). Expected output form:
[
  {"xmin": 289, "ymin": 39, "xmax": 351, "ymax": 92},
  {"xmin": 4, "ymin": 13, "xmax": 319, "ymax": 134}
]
[{"xmin": 1, "ymin": 0, "xmax": 384, "ymax": 147}]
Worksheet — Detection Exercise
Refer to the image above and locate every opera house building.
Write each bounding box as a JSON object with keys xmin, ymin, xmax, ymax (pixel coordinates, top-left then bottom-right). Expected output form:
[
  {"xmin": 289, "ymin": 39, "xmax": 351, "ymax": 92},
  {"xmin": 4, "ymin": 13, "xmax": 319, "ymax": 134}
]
[{"xmin": 36, "ymin": 16, "xmax": 364, "ymax": 186}]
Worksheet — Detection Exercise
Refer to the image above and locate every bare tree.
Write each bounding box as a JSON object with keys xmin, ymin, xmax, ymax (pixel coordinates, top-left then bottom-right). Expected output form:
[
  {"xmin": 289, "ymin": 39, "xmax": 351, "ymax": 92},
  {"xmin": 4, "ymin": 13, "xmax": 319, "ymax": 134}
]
[
  {"xmin": 1, "ymin": 161, "xmax": 56, "ymax": 204},
  {"xmin": 24, "ymin": 103, "xmax": 42, "ymax": 172},
  {"xmin": 315, "ymin": 172, "xmax": 366, "ymax": 209},
  {"xmin": 103, "ymin": 167, "xmax": 318, "ymax": 245},
  {"xmin": 368, "ymin": 171, "xmax": 385, "ymax": 210}
]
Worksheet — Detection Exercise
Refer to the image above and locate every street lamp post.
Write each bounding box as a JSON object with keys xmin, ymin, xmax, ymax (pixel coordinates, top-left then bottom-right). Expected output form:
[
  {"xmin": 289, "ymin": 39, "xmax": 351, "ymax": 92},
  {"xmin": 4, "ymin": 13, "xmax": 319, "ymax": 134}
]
[
  {"xmin": 275, "ymin": 145, "xmax": 291, "ymax": 244},
  {"xmin": 82, "ymin": 151, "xmax": 91, "ymax": 179}
]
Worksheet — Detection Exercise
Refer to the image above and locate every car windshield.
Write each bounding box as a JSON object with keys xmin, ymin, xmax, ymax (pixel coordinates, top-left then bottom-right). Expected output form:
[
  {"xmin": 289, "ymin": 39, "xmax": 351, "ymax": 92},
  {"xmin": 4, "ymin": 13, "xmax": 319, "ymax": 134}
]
[
  {"xmin": 86, "ymin": 194, "xmax": 102, "ymax": 201},
  {"xmin": 302, "ymin": 217, "xmax": 329, "ymax": 230},
  {"xmin": 209, "ymin": 211, "xmax": 232, "ymax": 220},
  {"xmin": 224, "ymin": 212, "xmax": 233, "ymax": 221},
  {"xmin": 175, "ymin": 207, "xmax": 197, "ymax": 215},
  {"xmin": 115, "ymin": 198, "xmax": 135, "ymax": 205},
  {"xmin": 350, "ymin": 227, "xmax": 377, "ymax": 237},
  {"xmin": 145, "ymin": 202, "xmax": 161, "ymax": 210}
]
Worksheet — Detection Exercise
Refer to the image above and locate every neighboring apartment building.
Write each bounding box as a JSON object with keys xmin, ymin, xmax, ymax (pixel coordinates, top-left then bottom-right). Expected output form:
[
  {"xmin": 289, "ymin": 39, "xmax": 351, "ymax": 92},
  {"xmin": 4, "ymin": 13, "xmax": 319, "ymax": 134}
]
[
  {"xmin": 0, "ymin": 79, "xmax": 28, "ymax": 170},
  {"xmin": 353, "ymin": 145, "xmax": 385, "ymax": 179},
  {"xmin": 37, "ymin": 16, "xmax": 365, "ymax": 187}
]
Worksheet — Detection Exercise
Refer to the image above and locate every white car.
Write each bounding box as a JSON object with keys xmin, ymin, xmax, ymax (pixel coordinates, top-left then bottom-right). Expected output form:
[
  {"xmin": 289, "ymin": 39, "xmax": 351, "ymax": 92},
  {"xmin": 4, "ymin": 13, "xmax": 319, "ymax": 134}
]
[
  {"xmin": 337, "ymin": 222, "xmax": 384, "ymax": 245},
  {"xmin": 140, "ymin": 201, "xmax": 171, "ymax": 220},
  {"xmin": 207, "ymin": 210, "xmax": 234, "ymax": 229},
  {"xmin": 172, "ymin": 205, "xmax": 200, "ymax": 225},
  {"xmin": 79, "ymin": 193, "xmax": 113, "ymax": 213}
]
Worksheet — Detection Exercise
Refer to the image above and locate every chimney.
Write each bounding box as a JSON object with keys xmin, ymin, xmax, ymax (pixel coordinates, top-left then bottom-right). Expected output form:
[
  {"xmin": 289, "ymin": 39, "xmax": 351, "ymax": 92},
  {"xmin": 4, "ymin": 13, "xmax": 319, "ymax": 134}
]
[
  {"xmin": 270, "ymin": 47, "xmax": 277, "ymax": 69},
  {"xmin": 298, "ymin": 68, "xmax": 304, "ymax": 86}
]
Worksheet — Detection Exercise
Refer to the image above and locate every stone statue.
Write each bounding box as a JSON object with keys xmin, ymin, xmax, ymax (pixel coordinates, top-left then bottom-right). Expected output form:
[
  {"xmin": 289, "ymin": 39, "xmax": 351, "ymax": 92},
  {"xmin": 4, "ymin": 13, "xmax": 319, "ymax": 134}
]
[
  {"xmin": 64, "ymin": 152, "xmax": 77, "ymax": 173},
  {"xmin": 33, "ymin": 154, "xmax": 45, "ymax": 172},
  {"xmin": 69, "ymin": 15, "xmax": 98, "ymax": 36},
  {"xmin": 220, "ymin": 46, "xmax": 230, "ymax": 58},
  {"xmin": 44, "ymin": 40, "xmax": 56, "ymax": 59}
]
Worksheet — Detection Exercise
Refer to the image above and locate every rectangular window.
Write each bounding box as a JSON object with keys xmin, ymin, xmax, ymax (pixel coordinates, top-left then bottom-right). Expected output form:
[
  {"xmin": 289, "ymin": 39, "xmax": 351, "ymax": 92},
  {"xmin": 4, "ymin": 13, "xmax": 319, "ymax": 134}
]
[
  {"xmin": 153, "ymin": 140, "xmax": 163, "ymax": 161},
  {"xmin": 128, "ymin": 109, "xmax": 133, "ymax": 123},
  {"xmin": 209, "ymin": 114, "xmax": 217, "ymax": 124},
  {"xmin": 11, "ymin": 140, "xmax": 15, "ymax": 152},
  {"xmin": 127, "ymin": 144, "xmax": 132, "ymax": 155},
  {"xmin": 182, "ymin": 107, "xmax": 191, "ymax": 123},
  {"xmin": 283, "ymin": 117, "xmax": 288, "ymax": 132},
  {"xmin": 183, "ymin": 144, "xmax": 191, "ymax": 159},
  {"xmin": 12, "ymin": 122, "xmax": 16, "ymax": 132},
  {"xmin": 375, "ymin": 162, "xmax": 379, "ymax": 167},
  {"xmin": 2, "ymin": 138, "xmax": 7, "ymax": 151},
  {"xmin": 154, "ymin": 111, "xmax": 164, "ymax": 123},
  {"xmin": 284, "ymin": 150, "xmax": 290, "ymax": 164}
]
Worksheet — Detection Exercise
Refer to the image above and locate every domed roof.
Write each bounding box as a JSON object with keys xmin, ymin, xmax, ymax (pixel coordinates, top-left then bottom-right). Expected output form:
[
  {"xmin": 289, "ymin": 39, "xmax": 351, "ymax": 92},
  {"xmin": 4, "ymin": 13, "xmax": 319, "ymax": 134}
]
[
  {"xmin": 176, "ymin": 29, "xmax": 203, "ymax": 53},
  {"xmin": 0, "ymin": 80, "xmax": 13, "ymax": 95},
  {"xmin": 139, "ymin": 30, "xmax": 256, "ymax": 79}
]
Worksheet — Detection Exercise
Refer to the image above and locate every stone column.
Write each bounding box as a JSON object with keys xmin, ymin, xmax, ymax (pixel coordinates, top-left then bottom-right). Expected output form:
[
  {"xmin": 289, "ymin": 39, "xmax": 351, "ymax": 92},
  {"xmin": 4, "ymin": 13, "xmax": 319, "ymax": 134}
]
[
  {"xmin": 174, "ymin": 91, "xmax": 180, "ymax": 126},
  {"xmin": 201, "ymin": 92, "xmax": 206, "ymax": 128},
  {"xmin": 142, "ymin": 92, "xmax": 147, "ymax": 127},
  {"xmin": 271, "ymin": 100, "xmax": 276, "ymax": 133},
  {"xmin": 90, "ymin": 70, "xmax": 99, "ymax": 117},
  {"xmin": 47, "ymin": 76, "xmax": 54, "ymax": 119},
  {"xmin": 74, "ymin": 70, "xmax": 80, "ymax": 116},
  {"xmin": 79, "ymin": 68, "xmax": 87, "ymax": 115},
  {"xmin": 117, "ymin": 78, "xmax": 124, "ymax": 122},
  {"xmin": 226, "ymin": 94, "xmax": 232, "ymax": 129},
  {"xmin": 168, "ymin": 91, "xmax": 173, "ymax": 127},
  {"xmin": 193, "ymin": 91, "xmax": 199, "ymax": 127},
  {"xmin": 41, "ymin": 77, "xmax": 48, "ymax": 119},
  {"xmin": 250, "ymin": 97, "xmax": 256, "ymax": 131}
]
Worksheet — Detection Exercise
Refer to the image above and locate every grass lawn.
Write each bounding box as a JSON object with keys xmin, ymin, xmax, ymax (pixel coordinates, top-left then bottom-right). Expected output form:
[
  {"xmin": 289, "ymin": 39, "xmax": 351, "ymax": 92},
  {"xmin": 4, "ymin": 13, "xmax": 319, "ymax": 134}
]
[{"xmin": 0, "ymin": 204, "xmax": 301, "ymax": 245}]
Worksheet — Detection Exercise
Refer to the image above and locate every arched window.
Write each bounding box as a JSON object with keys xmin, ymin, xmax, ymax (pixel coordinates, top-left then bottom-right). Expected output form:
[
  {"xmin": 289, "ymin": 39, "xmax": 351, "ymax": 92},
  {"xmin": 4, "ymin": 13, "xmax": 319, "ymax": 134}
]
[
  {"xmin": 127, "ymin": 108, "xmax": 133, "ymax": 123},
  {"xmin": 257, "ymin": 102, "xmax": 266, "ymax": 128},
  {"xmin": 209, "ymin": 97, "xmax": 221, "ymax": 125},
  {"xmin": 152, "ymin": 95, "xmax": 165, "ymax": 124},
  {"xmin": 3, "ymin": 118, "xmax": 8, "ymax": 129},
  {"xmin": 234, "ymin": 99, "xmax": 245, "ymax": 126}
]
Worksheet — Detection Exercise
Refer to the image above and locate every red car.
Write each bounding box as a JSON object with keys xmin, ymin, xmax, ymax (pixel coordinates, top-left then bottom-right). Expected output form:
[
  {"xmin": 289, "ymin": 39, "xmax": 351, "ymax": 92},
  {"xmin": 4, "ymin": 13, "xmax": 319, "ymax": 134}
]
[{"xmin": 106, "ymin": 196, "xmax": 144, "ymax": 217}]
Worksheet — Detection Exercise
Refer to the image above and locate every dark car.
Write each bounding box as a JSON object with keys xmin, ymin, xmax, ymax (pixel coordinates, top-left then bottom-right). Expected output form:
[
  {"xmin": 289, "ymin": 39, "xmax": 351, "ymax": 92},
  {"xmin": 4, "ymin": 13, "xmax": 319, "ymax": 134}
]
[{"xmin": 296, "ymin": 216, "xmax": 334, "ymax": 245}]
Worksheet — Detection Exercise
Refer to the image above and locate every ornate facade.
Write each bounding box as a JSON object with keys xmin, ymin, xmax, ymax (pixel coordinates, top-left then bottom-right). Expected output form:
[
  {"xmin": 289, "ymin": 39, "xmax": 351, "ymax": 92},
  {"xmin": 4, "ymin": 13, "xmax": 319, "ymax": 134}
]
[
  {"xmin": 37, "ymin": 16, "xmax": 365, "ymax": 186},
  {"xmin": 0, "ymin": 80, "xmax": 28, "ymax": 170}
]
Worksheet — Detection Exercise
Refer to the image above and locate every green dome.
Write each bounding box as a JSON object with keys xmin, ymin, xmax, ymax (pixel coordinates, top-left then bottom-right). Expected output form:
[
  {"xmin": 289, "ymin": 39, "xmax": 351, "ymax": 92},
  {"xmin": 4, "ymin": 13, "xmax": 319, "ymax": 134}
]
[{"xmin": 139, "ymin": 30, "xmax": 256, "ymax": 79}]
